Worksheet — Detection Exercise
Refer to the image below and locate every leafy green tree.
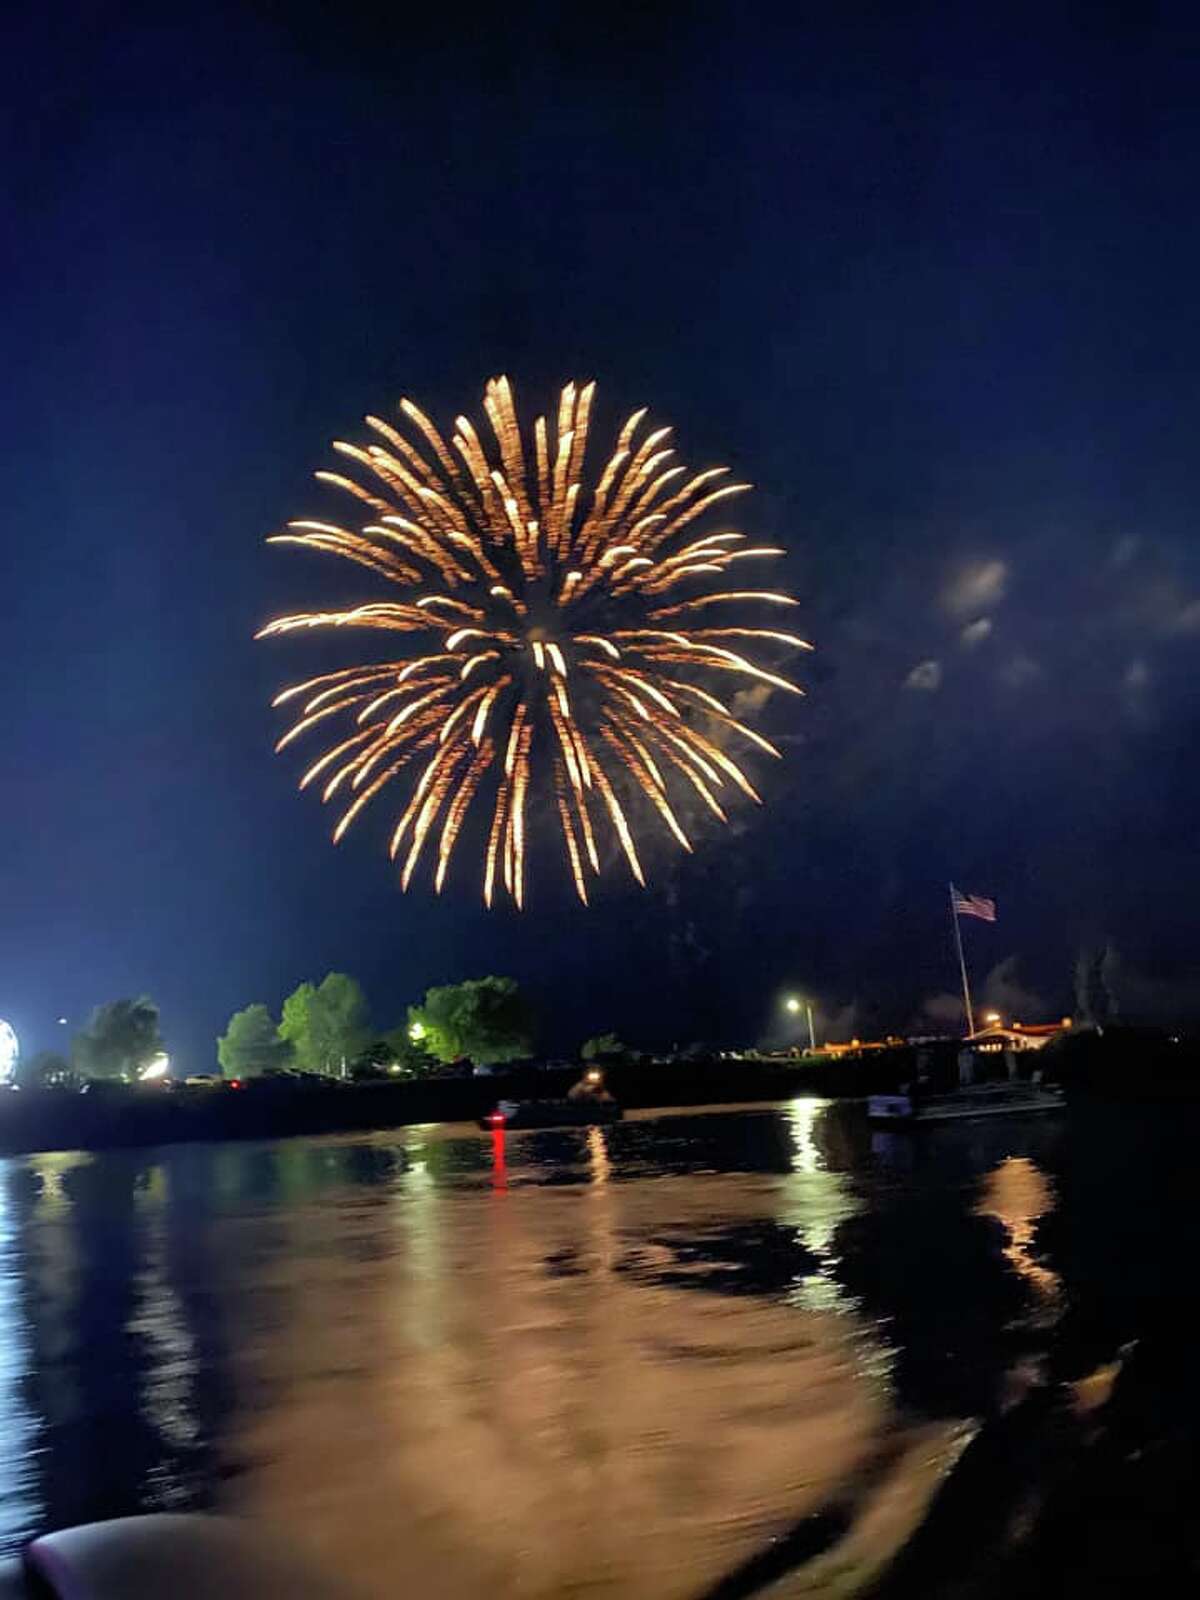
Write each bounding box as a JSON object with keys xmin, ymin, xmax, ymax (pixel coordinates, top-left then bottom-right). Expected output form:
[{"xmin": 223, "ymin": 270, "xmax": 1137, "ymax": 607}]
[
  {"xmin": 383, "ymin": 1026, "xmax": 439, "ymax": 1079},
  {"xmin": 279, "ymin": 973, "xmax": 370, "ymax": 1076},
  {"xmin": 352, "ymin": 1029, "xmax": 438, "ymax": 1080},
  {"xmin": 16, "ymin": 1050, "xmax": 71, "ymax": 1090},
  {"xmin": 582, "ymin": 1032, "xmax": 626, "ymax": 1062},
  {"xmin": 217, "ymin": 1004, "xmax": 291, "ymax": 1079},
  {"xmin": 351, "ymin": 1038, "xmax": 392, "ymax": 1078},
  {"xmin": 279, "ymin": 982, "xmax": 318, "ymax": 1068},
  {"xmin": 72, "ymin": 997, "xmax": 164, "ymax": 1081},
  {"xmin": 409, "ymin": 977, "xmax": 534, "ymax": 1066}
]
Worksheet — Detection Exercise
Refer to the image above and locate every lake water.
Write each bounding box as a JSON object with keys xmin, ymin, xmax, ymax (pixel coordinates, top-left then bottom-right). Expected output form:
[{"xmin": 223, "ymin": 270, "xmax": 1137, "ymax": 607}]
[{"xmin": 0, "ymin": 1099, "xmax": 1194, "ymax": 1598}]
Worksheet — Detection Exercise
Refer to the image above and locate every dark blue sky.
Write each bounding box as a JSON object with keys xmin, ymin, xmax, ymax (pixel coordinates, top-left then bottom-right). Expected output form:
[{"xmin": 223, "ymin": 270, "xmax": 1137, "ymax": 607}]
[{"xmin": 4, "ymin": 1, "xmax": 1200, "ymax": 1063}]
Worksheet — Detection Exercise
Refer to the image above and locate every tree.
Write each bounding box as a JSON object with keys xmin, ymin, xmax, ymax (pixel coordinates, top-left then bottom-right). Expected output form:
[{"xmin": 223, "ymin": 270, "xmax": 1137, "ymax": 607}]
[
  {"xmin": 582, "ymin": 1032, "xmax": 626, "ymax": 1062},
  {"xmin": 72, "ymin": 997, "xmax": 164, "ymax": 1081},
  {"xmin": 217, "ymin": 1004, "xmax": 291, "ymax": 1079},
  {"xmin": 1073, "ymin": 950, "xmax": 1098, "ymax": 1025},
  {"xmin": 1075, "ymin": 945, "xmax": 1121, "ymax": 1027},
  {"xmin": 353, "ymin": 1028, "xmax": 438, "ymax": 1081},
  {"xmin": 351, "ymin": 1038, "xmax": 392, "ymax": 1079},
  {"xmin": 1100, "ymin": 943, "xmax": 1123, "ymax": 1020},
  {"xmin": 386, "ymin": 1024, "xmax": 440, "ymax": 1077},
  {"xmin": 279, "ymin": 973, "xmax": 369, "ymax": 1076},
  {"xmin": 16, "ymin": 1050, "xmax": 71, "ymax": 1090},
  {"xmin": 409, "ymin": 977, "xmax": 534, "ymax": 1066},
  {"xmin": 279, "ymin": 982, "xmax": 318, "ymax": 1068}
]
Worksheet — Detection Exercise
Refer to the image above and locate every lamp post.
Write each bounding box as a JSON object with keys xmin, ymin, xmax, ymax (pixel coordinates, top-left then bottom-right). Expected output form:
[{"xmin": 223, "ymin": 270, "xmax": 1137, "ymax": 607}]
[{"xmin": 784, "ymin": 995, "xmax": 817, "ymax": 1053}]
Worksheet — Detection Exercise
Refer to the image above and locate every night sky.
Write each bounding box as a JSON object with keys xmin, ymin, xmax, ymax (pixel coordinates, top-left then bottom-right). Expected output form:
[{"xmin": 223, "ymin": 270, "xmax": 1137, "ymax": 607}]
[{"xmin": 5, "ymin": 2, "xmax": 1200, "ymax": 1065}]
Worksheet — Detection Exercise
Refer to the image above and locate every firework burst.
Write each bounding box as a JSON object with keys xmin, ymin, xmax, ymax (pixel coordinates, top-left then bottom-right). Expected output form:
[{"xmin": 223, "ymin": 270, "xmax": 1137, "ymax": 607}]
[{"xmin": 259, "ymin": 379, "xmax": 809, "ymax": 907}]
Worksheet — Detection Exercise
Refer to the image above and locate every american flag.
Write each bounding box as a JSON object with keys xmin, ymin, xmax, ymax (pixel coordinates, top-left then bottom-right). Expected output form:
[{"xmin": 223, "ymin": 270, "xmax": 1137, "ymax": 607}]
[{"xmin": 952, "ymin": 888, "xmax": 996, "ymax": 922}]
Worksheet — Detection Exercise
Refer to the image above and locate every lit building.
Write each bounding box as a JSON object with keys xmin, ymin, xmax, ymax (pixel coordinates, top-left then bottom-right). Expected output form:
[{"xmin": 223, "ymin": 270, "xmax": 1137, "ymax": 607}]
[{"xmin": 967, "ymin": 1018, "xmax": 1072, "ymax": 1054}]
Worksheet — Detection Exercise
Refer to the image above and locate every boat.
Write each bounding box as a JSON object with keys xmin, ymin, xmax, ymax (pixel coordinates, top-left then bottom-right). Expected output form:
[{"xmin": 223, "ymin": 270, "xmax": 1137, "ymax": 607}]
[
  {"xmin": 481, "ymin": 1096, "xmax": 622, "ymax": 1131},
  {"xmin": 4, "ymin": 1513, "xmax": 342, "ymax": 1596},
  {"xmin": 867, "ymin": 1082, "xmax": 1064, "ymax": 1127},
  {"xmin": 481, "ymin": 1065, "xmax": 623, "ymax": 1131}
]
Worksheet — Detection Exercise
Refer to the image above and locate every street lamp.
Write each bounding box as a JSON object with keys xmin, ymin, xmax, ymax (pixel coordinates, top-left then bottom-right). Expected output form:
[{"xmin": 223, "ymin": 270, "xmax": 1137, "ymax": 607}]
[
  {"xmin": 784, "ymin": 995, "xmax": 817, "ymax": 1052},
  {"xmin": 983, "ymin": 1011, "xmax": 1002, "ymax": 1026},
  {"xmin": 408, "ymin": 1021, "xmax": 426, "ymax": 1043}
]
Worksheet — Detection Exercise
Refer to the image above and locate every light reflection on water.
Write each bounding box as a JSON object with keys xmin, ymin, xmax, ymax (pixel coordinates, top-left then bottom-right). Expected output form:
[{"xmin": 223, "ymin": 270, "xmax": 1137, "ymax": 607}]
[
  {"xmin": 0, "ymin": 1100, "xmax": 1095, "ymax": 1596},
  {"xmin": 0, "ymin": 1168, "xmax": 39, "ymax": 1550},
  {"xmin": 229, "ymin": 1110, "xmax": 898, "ymax": 1599},
  {"xmin": 974, "ymin": 1156, "xmax": 1060, "ymax": 1312},
  {"xmin": 782, "ymin": 1098, "xmax": 868, "ymax": 1321}
]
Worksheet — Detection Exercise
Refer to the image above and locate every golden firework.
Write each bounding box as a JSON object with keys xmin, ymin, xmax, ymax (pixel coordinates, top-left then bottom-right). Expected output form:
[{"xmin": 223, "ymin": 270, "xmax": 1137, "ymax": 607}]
[{"xmin": 259, "ymin": 379, "xmax": 809, "ymax": 907}]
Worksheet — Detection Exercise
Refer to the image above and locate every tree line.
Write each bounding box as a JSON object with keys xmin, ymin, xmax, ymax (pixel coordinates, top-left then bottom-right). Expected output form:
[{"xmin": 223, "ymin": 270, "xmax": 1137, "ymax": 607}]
[
  {"xmin": 13, "ymin": 978, "xmax": 627, "ymax": 1088},
  {"xmin": 218, "ymin": 973, "xmax": 540, "ymax": 1080},
  {"xmin": 17, "ymin": 997, "xmax": 165, "ymax": 1089}
]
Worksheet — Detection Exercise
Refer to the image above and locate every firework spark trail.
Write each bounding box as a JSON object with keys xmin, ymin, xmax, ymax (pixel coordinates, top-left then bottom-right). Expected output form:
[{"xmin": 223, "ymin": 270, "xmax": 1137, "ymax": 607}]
[{"xmin": 260, "ymin": 380, "xmax": 810, "ymax": 907}]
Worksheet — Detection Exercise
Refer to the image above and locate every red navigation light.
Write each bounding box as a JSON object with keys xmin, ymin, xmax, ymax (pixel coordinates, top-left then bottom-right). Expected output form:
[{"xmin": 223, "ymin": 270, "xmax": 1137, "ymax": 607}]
[
  {"xmin": 230, "ymin": 1079, "xmax": 243, "ymax": 1090},
  {"xmin": 489, "ymin": 1111, "xmax": 506, "ymax": 1126}
]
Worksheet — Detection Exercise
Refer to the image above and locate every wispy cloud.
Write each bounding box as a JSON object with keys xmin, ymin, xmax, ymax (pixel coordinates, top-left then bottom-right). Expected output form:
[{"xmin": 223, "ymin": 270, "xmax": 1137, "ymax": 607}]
[
  {"xmin": 960, "ymin": 617, "xmax": 993, "ymax": 649},
  {"xmin": 998, "ymin": 653, "xmax": 1042, "ymax": 689},
  {"xmin": 904, "ymin": 659, "xmax": 942, "ymax": 692},
  {"xmin": 1110, "ymin": 535, "xmax": 1140, "ymax": 569},
  {"xmin": 982, "ymin": 955, "xmax": 1046, "ymax": 1021},
  {"xmin": 1170, "ymin": 600, "xmax": 1200, "ymax": 635},
  {"xmin": 942, "ymin": 558, "xmax": 1008, "ymax": 620}
]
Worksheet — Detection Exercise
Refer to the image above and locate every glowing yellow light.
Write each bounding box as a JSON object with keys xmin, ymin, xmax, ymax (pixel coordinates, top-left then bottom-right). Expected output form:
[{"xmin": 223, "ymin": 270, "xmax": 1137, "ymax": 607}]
[
  {"xmin": 445, "ymin": 627, "xmax": 486, "ymax": 651},
  {"xmin": 263, "ymin": 380, "xmax": 808, "ymax": 907}
]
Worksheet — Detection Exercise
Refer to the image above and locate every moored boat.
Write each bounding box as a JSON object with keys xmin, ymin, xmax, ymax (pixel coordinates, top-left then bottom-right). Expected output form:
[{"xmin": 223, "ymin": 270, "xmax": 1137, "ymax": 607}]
[
  {"xmin": 481, "ymin": 1097, "xmax": 623, "ymax": 1131},
  {"xmin": 868, "ymin": 1082, "xmax": 1064, "ymax": 1127}
]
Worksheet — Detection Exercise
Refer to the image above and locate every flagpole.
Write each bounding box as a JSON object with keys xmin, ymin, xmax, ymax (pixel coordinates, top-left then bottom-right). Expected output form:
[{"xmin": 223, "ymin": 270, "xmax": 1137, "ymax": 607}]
[{"xmin": 949, "ymin": 883, "xmax": 975, "ymax": 1037}]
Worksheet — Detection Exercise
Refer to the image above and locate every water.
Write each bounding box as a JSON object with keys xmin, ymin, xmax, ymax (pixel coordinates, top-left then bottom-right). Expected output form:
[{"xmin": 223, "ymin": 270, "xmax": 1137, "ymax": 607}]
[{"xmin": 0, "ymin": 1100, "xmax": 1194, "ymax": 1597}]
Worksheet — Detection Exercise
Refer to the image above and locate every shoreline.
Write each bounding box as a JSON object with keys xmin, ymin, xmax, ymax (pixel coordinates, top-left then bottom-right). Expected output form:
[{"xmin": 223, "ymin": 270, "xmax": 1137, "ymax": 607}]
[
  {"xmin": 0, "ymin": 1053, "xmax": 915, "ymax": 1158},
  {"xmin": 5, "ymin": 1025, "xmax": 1186, "ymax": 1157}
]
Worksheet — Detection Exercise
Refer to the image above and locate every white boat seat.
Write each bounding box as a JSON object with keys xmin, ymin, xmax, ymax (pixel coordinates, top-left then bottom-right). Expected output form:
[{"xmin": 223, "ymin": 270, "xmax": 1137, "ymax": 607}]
[{"xmin": 23, "ymin": 1515, "xmax": 346, "ymax": 1598}]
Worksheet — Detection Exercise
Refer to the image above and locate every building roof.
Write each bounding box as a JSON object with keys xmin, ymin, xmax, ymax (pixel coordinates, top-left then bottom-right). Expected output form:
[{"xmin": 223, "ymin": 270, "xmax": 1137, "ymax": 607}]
[{"xmin": 967, "ymin": 1019, "xmax": 1071, "ymax": 1048}]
